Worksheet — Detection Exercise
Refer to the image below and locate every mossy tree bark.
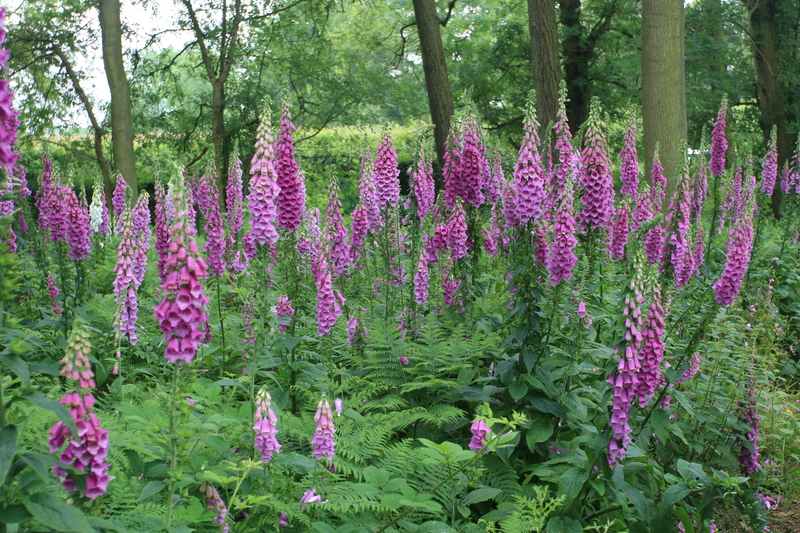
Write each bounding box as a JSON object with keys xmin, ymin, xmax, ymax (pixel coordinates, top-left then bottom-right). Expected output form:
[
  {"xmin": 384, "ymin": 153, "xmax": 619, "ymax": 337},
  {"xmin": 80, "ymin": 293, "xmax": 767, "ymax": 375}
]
[
  {"xmin": 97, "ymin": 0, "xmax": 137, "ymax": 201},
  {"xmin": 412, "ymin": 0, "xmax": 454, "ymax": 173},
  {"xmin": 642, "ymin": 0, "xmax": 687, "ymax": 208}
]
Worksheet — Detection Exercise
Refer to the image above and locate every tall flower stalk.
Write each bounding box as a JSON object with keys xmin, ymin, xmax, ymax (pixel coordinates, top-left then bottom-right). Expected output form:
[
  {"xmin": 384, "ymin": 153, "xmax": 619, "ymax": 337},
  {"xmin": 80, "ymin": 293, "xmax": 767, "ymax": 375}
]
[{"xmin": 153, "ymin": 172, "xmax": 210, "ymax": 366}]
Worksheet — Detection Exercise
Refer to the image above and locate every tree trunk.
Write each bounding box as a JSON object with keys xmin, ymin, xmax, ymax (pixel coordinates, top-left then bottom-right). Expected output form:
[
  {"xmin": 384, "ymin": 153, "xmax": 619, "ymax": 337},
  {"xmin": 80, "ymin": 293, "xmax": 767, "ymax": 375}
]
[
  {"xmin": 559, "ymin": 0, "xmax": 590, "ymax": 133},
  {"xmin": 746, "ymin": 0, "xmax": 788, "ymax": 218},
  {"xmin": 528, "ymin": 0, "xmax": 561, "ymax": 135},
  {"xmin": 52, "ymin": 45, "xmax": 113, "ymax": 202},
  {"xmin": 97, "ymin": 0, "xmax": 137, "ymax": 201},
  {"xmin": 642, "ymin": 0, "xmax": 687, "ymax": 207},
  {"xmin": 412, "ymin": 0, "xmax": 454, "ymax": 172},
  {"xmin": 211, "ymin": 81, "xmax": 226, "ymax": 195}
]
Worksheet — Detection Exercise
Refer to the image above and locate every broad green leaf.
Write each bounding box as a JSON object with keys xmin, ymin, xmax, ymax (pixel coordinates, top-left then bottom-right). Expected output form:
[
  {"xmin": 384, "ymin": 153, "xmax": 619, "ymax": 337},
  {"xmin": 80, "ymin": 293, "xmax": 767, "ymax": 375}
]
[
  {"xmin": 557, "ymin": 466, "xmax": 589, "ymax": 502},
  {"xmin": 0, "ymin": 503, "xmax": 32, "ymax": 524},
  {"xmin": 508, "ymin": 381, "xmax": 528, "ymax": 402},
  {"xmin": 208, "ymin": 379, "xmax": 246, "ymax": 391},
  {"xmin": 21, "ymin": 492, "xmax": 93, "ymax": 532},
  {"xmin": 651, "ymin": 408, "xmax": 671, "ymax": 444},
  {"xmin": 658, "ymin": 482, "xmax": 693, "ymax": 514},
  {"xmin": 0, "ymin": 353, "xmax": 30, "ymax": 385},
  {"xmin": 462, "ymin": 488, "xmax": 501, "ymax": 505},
  {"xmin": 363, "ymin": 466, "xmax": 390, "ymax": 488},
  {"xmin": 138, "ymin": 480, "xmax": 166, "ymax": 501},
  {"xmin": 547, "ymin": 516, "xmax": 583, "ymax": 533},
  {"xmin": 87, "ymin": 516, "xmax": 128, "ymax": 532},
  {"xmin": 21, "ymin": 391, "xmax": 78, "ymax": 438},
  {"xmin": 526, "ymin": 424, "xmax": 552, "ymax": 451},
  {"xmin": 0, "ymin": 425, "xmax": 18, "ymax": 485},
  {"xmin": 19, "ymin": 452, "xmax": 54, "ymax": 483}
]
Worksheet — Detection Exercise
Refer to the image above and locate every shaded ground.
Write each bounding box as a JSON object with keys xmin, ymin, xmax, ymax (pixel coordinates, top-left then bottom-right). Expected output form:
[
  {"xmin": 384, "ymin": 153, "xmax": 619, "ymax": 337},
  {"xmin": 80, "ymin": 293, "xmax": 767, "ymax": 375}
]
[{"xmin": 767, "ymin": 498, "xmax": 800, "ymax": 533}]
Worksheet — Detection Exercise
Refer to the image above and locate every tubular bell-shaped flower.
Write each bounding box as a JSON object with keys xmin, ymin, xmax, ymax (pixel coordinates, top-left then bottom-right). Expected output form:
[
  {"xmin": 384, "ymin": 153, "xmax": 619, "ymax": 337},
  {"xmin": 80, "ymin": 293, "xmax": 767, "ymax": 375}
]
[
  {"xmin": 66, "ymin": 188, "xmax": 91, "ymax": 260},
  {"xmin": 275, "ymin": 102, "xmax": 305, "ymax": 231},
  {"xmin": 457, "ymin": 112, "xmax": 487, "ymax": 208},
  {"xmin": 578, "ymin": 98, "xmax": 614, "ymax": 230},
  {"xmin": 311, "ymin": 399, "xmax": 336, "ymax": 461},
  {"xmin": 413, "ymin": 146, "xmax": 436, "ymax": 219},
  {"xmin": 713, "ymin": 188, "xmax": 755, "ymax": 307},
  {"xmin": 547, "ymin": 176, "xmax": 578, "ymax": 285},
  {"xmin": 226, "ymin": 149, "xmax": 244, "ymax": 237},
  {"xmin": 514, "ymin": 92, "xmax": 545, "ymax": 224},
  {"xmin": 254, "ymin": 389, "xmax": 281, "ymax": 464},
  {"xmin": 153, "ymin": 173, "xmax": 210, "ymax": 364},
  {"xmin": 710, "ymin": 96, "xmax": 728, "ymax": 178},
  {"xmin": 198, "ymin": 171, "xmax": 227, "ymax": 276},
  {"xmin": 761, "ymin": 126, "xmax": 778, "ymax": 196},
  {"xmin": 112, "ymin": 174, "xmax": 127, "ymax": 233},
  {"xmin": 248, "ymin": 110, "xmax": 280, "ymax": 245},
  {"xmin": 373, "ymin": 133, "xmax": 400, "ymax": 211},
  {"xmin": 48, "ymin": 320, "xmax": 110, "ymax": 500},
  {"xmin": 608, "ymin": 251, "xmax": 647, "ymax": 467},
  {"xmin": 113, "ymin": 210, "xmax": 139, "ymax": 345}
]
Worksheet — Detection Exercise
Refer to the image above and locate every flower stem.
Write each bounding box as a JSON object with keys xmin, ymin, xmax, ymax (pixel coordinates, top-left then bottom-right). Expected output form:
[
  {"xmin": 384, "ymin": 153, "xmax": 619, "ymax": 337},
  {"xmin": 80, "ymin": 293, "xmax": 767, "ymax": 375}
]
[{"xmin": 165, "ymin": 365, "xmax": 182, "ymax": 529}]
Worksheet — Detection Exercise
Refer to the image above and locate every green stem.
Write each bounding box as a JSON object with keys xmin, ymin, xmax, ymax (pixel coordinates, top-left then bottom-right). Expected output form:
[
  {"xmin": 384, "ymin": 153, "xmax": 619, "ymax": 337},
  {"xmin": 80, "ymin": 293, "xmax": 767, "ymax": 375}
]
[
  {"xmin": 216, "ymin": 277, "xmax": 226, "ymax": 379},
  {"xmin": 165, "ymin": 365, "xmax": 182, "ymax": 529}
]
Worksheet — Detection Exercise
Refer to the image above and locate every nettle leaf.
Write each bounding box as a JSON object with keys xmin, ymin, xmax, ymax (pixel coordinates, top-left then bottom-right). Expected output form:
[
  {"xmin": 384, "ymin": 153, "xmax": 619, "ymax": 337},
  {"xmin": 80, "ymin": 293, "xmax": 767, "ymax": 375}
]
[
  {"xmin": 0, "ymin": 425, "xmax": 18, "ymax": 485},
  {"xmin": 557, "ymin": 466, "xmax": 589, "ymax": 503},
  {"xmin": 21, "ymin": 492, "xmax": 93, "ymax": 532}
]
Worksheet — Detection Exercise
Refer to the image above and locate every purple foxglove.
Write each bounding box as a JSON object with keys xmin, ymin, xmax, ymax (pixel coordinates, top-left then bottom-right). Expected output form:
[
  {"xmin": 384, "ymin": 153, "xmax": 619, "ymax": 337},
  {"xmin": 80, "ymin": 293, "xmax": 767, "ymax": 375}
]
[
  {"xmin": 48, "ymin": 392, "xmax": 110, "ymax": 500},
  {"xmin": 443, "ymin": 131, "xmax": 462, "ymax": 210},
  {"xmin": 153, "ymin": 174, "xmax": 210, "ymax": 365},
  {"xmin": 634, "ymin": 280, "xmax": 666, "ymax": 407},
  {"xmin": 736, "ymin": 378, "xmax": 760, "ymax": 475},
  {"xmin": 112, "ymin": 174, "xmax": 127, "ymax": 233},
  {"xmin": 198, "ymin": 171, "xmax": 227, "ymax": 276},
  {"xmin": 607, "ymin": 202, "xmax": 630, "ymax": 261},
  {"xmin": 254, "ymin": 389, "xmax": 281, "ymax": 463},
  {"xmin": 710, "ymin": 97, "xmax": 728, "ymax": 177},
  {"xmin": 500, "ymin": 178, "xmax": 520, "ymax": 233},
  {"xmin": 448, "ymin": 200, "xmax": 469, "ymax": 261},
  {"xmin": 226, "ymin": 151, "xmax": 244, "ymax": 236},
  {"xmin": 468, "ymin": 419, "xmax": 491, "ymax": 452},
  {"xmin": 761, "ymin": 126, "xmax": 778, "ymax": 196},
  {"xmin": 552, "ymin": 82, "xmax": 575, "ymax": 200},
  {"xmin": 48, "ymin": 273, "xmax": 62, "ymax": 317},
  {"xmin": 547, "ymin": 178, "xmax": 578, "ymax": 285},
  {"xmin": 248, "ymin": 110, "xmax": 281, "ymax": 245},
  {"xmin": 359, "ymin": 151, "xmax": 382, "ymax": 232},
  {"xmin": 484, "ymin": 150, "xmax": 503, "ymax": 204},
  {"xmin": 457, "ymin": 114, "xmax": 487, "ymax": 208},
  {"xmin": 608, "ymin": 254, "xmax": 648, "ymax": 467},
  {"xmin": 276, "ymin": 296, "xmax": 294, "ymax": 332},
  {"xmin": 65, "ymin": 189, "xmax": 91, "ymax": 260},
  {"xmin": 311, "ymin": 399, "xmax": 336, "ymax": 461},
  {"xmin": 413, "ymin": 146, "xmax": 436, "ymax": 219},
  {"xmin": 113, "ymin": 210, "xmax": 139, "ymax": 345},
  {"xmin": 413, "ymin": 249, "xmax": 430, "ymax": 304},
  {"xmin": 514, "ymin": 95, "xmax": 545, "ymax": 224},
  {"xmin": 325, "ymin": 179, "xmax": 351, "ymax": 277},
  {"xmin": 314, "ymin": 255, "xmax": 337, "ymax": 336},
  {"xmin": 200, "ymin": 483, "xmax": 230, "ymax": 532},
  {"xmin": 154, "ymin": 177, "xmax": 171, "ymax": 279},
  {"xmin": 275, "ymin": 102, "xmax": 305, "ymax": 231},
  {"xmin": 483, "ymin": 204, "xmax": 501, "ymax": 259},
  {"xmin": 578, "ymin": 98, "xmax": 614, "ymax": 230},
  {"xmin": 714, "ymin": 198, "xmax": 755, "ymax": 307},
  {"xmin": 132, "ymin": 192, "xmax": 152, "ymax": 288},
  {"xmin": 373, "ymin": 133, "xmax": 400, "ymax": 210}
]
